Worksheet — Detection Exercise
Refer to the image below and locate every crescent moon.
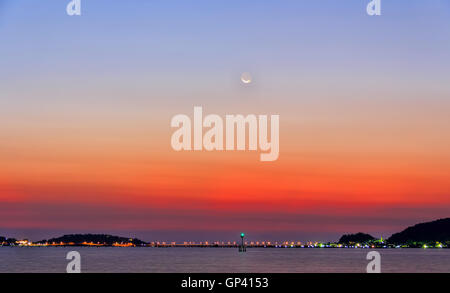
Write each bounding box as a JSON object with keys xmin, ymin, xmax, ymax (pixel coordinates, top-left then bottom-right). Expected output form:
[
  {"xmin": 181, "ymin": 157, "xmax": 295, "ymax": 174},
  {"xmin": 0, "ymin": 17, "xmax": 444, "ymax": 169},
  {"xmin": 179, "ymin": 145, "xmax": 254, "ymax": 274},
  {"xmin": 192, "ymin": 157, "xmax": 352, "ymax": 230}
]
[{"xmin": 241, "ymin": 72, "xmax": 252, "ymax": 84}]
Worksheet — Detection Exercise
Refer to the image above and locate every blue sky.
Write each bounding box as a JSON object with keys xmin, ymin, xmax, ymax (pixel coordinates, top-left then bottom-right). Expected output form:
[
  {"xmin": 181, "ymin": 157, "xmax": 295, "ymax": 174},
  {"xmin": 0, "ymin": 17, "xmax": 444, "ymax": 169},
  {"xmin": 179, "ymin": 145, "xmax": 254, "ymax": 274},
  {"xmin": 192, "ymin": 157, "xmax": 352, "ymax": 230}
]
[{"xmin": 1, "ymin": 1, "xmax": 450, "ymax": 241}]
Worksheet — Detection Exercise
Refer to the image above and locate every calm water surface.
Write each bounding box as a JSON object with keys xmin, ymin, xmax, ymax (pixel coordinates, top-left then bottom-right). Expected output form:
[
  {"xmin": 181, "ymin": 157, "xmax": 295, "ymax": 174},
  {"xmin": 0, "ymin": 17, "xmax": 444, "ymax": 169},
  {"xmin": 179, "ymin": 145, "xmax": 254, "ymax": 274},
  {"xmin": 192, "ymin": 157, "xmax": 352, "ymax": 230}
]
[{"xmin": 1, "ymin": 247, "xmax": 449, "ymax": 273}]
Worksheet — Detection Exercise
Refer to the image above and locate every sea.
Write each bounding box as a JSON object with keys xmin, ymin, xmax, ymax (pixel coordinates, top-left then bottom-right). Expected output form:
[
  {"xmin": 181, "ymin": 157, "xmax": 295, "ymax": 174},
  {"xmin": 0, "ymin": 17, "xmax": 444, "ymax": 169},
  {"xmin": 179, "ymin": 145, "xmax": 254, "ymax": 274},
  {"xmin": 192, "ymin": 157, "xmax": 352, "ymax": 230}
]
[{"xmin": 1, "ymin": 247, "xmax": 449, "ymax": 273}]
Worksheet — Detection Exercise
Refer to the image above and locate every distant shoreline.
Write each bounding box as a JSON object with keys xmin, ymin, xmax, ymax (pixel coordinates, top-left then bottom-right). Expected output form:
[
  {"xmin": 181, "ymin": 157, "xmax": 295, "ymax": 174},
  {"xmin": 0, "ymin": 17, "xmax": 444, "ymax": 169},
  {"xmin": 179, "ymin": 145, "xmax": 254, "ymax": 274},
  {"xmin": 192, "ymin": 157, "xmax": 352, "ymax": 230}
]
[
  {"xmin": 1, "ymin": 245, "xmax": 448, "ymax": 249},
  {"xmin": 3, "ymin": 218, "xmax": 450, "ymax": 249}
]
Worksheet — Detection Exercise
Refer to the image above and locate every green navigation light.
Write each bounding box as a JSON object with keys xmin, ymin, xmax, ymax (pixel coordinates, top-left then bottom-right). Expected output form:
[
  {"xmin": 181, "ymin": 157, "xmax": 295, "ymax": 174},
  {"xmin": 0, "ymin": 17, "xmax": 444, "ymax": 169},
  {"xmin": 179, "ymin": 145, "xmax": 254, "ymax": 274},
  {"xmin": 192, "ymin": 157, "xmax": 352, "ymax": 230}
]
[{"xmin": 240, "ymin": 233, "xmax": 245, "ymax": 238}]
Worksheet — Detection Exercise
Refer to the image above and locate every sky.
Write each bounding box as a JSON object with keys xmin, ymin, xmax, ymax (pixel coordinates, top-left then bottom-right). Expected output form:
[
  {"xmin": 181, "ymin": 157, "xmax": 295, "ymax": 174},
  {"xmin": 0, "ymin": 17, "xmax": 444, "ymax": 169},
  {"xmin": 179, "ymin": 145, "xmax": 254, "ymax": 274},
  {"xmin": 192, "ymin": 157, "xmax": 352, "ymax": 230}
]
[{"xmin": 1, "ymin": 0, "xmax": 450, "ymax": 242}]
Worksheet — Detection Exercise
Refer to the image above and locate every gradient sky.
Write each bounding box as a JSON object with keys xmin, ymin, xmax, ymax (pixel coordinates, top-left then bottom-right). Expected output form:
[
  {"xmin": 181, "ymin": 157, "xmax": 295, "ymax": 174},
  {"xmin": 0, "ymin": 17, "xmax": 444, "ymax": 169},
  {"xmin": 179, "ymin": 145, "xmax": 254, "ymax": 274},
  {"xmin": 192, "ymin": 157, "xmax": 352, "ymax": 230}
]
[{"xmin": 1, "ymin": 0, "xmax": 450, "ymax": 242}]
